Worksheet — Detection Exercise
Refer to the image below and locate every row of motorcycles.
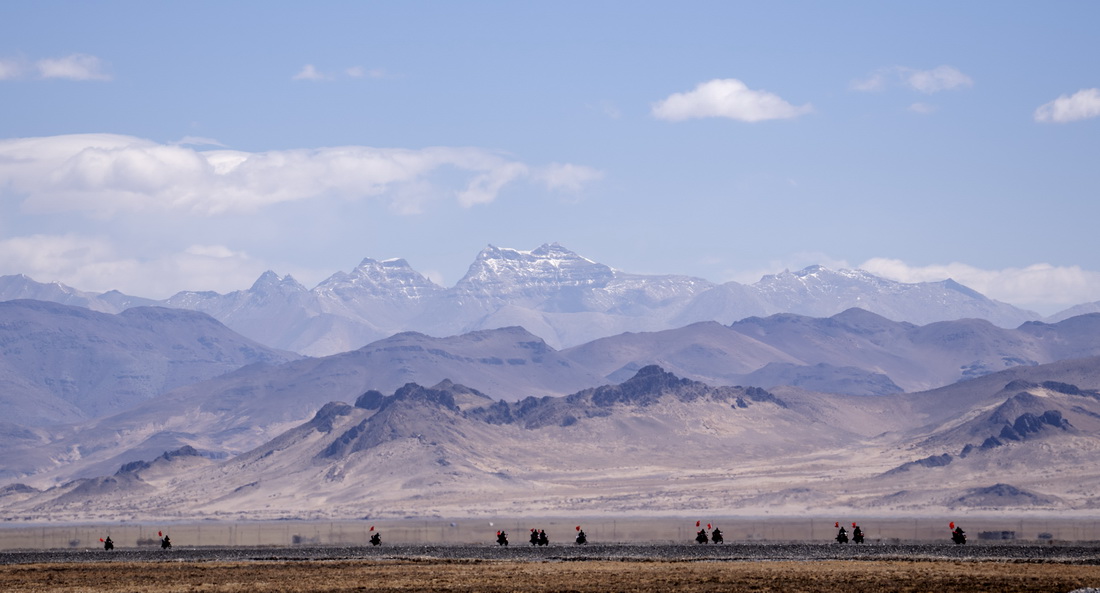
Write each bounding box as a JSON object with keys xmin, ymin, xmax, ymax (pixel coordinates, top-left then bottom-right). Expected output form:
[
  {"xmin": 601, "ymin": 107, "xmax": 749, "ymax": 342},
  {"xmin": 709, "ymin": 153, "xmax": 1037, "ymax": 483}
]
[
  {"xmin": 101, "ymin": 522, "xmax": 968, "ymax": 549},
  {"xmin": 494, "ymin": 527, "xmax": 588, "ymax": 546}
]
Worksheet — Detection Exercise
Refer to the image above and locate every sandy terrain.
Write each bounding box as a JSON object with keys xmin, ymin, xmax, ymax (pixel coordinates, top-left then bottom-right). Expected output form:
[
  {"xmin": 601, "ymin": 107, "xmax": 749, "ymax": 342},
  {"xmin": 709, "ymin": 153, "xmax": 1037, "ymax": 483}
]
[
  {"xmin": 1, "ymin": 544, "xmax": 1099, "ymax": 593},
  {"xmin": 2, "ymin": 557, "xmax": 1099, "ymax": 593}
]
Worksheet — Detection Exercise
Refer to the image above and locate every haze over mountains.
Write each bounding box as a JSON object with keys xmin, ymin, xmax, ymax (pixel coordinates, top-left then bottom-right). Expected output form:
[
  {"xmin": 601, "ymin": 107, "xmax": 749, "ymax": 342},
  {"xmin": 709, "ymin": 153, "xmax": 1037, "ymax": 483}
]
[
  {"xmin": 2, "ymin": 244, "xmax": 1099, "ymax": 520},
  {"xmin": 0, "ymin": 243, "xmax": 1052, "ymax": 356},
  {"xmin": 4, "ymin": 360, "xmax": 1099, "ymax": 521}
]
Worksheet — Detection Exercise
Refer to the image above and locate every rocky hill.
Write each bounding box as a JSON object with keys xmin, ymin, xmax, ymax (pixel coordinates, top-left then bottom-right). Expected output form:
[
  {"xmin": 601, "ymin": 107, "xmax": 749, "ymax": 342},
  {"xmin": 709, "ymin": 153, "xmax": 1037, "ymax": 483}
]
[{"xmin": 4, "ymin": 360, "xmax": 1099, "ymax": 521}]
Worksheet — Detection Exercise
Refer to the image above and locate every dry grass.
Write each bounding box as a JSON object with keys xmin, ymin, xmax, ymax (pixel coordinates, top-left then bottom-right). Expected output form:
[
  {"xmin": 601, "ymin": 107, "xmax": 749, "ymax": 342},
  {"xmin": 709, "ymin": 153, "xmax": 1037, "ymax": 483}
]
[{"xmin": 1, "ymin": 558, "xmax": 1098, "ymax": 593}]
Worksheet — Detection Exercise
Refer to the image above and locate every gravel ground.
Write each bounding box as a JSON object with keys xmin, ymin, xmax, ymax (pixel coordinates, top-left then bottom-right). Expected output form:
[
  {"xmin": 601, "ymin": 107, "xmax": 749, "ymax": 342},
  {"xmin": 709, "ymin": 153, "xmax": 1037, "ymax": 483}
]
[{"xmin": 2, "ymin": 542, "xmax": 1099, "ymax": 565}]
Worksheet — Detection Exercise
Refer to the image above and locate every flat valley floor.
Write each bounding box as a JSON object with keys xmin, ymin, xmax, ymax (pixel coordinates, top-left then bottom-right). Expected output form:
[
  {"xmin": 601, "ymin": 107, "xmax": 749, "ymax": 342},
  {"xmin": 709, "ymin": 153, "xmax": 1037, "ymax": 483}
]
[
  {"xmin": 3, "ymin": 557, "xmax": 1100, "ymax": 593},
  {"xmin": 2, "ymin": 544, "xmax": 1100, "ymax": 593}
]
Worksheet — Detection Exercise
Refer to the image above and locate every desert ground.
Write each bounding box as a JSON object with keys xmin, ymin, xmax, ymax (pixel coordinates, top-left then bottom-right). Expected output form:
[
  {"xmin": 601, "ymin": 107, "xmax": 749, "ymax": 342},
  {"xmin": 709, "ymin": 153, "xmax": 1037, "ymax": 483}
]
[
  {"xmin": 1, "ymin": 543, "xmax": 1099, "ymax": 593},
  {"xmin": 1, "ymin": 554, "xmax": 1099, "ymax": 593}
]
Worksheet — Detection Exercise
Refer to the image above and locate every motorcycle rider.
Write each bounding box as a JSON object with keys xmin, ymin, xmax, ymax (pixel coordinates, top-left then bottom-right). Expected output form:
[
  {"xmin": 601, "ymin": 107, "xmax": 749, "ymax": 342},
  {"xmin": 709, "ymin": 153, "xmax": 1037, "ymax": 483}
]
[
  {"xmin": 951, "ymin": 523, "xmax": 966, "ymax": 545},
  {"xmin": 103, "ymin": 536, "xmax": 113, "ymax": 551},
  {"xmin": 496, "ymin": 530, "xmax": 509, "ymax": 546},
  {"xmin": 711, "ymin": 528, "xmax": 723, "ymax": 544},
  {"xmin": 695, "ymin": 528, "xmax": 709, "ymax": 544},
  {"xmin": 852, "ymin": 523, "xmax": 864, "ymax": 544},
  {"xmin": 835, "ymin": 523, "xmax": 848, "ymax": 544}
]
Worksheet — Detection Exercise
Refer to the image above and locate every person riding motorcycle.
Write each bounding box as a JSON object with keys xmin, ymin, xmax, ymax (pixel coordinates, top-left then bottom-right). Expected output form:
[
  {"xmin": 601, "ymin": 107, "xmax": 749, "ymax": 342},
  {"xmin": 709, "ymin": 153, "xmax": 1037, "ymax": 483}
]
[
  {"xmin": 711, "ymin": 528, "xmax": 723, "ymax": 544},
  {"xmin": 951, "ymin": 525, "xmax": 967, "ymax": 545},
  {"xmin": 852, "ymin": 524, "xmax": 864, "ymax": 544},
  {"xmin": 496, "ymin": 530, "xmax": 509, "ymax": 546},
  {"xmin": 835, "ymin": 525, "xmax": 848, "ymax": 544},
  {"xmin": 695, "ymin": 529, "xmax": 709, "ymax": 544}
]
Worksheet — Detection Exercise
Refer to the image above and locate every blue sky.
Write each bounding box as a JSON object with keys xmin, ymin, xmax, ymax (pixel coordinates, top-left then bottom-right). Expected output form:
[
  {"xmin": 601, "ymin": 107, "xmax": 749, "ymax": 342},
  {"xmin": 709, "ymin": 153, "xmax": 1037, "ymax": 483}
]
[{"xmin": 1, "ymin": 1, "xmax": 1098, "ymax": 314}]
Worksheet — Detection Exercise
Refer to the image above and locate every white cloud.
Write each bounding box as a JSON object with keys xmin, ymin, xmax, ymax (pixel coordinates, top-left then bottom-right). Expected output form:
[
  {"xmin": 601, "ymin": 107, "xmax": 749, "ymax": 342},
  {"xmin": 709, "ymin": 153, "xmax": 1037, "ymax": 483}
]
[
  {"xmin": 292, "ymin": 64, "xmax": 327, "ymax": 81},
  {"xmin": 0, "ymin": 233, "xmax": 268, "ymax": 298},
  {"xmin": 36, "ymin": 54, "xmax": 111, "ymax": 81},
  {"xmin": 652, "ymin": 79, "xmax": 812, "ymax": 122},
  {"xmin": 0, "ymin": 134, "xmax": 601, "ymax": 216},
  {"xmin": 904, "ymin": 66, "xmax": 972, "ymax": 93},
  {"xmin": 859, "ymin": 258, "xmax": 1100, "ymax": 314},
  {"xmin": 0, "ymin": 57, "xmax": 26, "ymax": 80},
  {"xmin": 1034, "ymin": 88, "xmax": 1100, "ymax": 123},
  {"xmin": 853, "ymin": 65, "xmax": 972, "ymax": 94},
  {"xmin": 532, "ymin": 163, "xmax": 604, "ymax": 192},
  {"xmin": 456, "ymin": 162, "xmax": 529, "ymax": 207},
  {"xmin": 909, "ymin": 102, "xmax": 936, "ymax": 115}
]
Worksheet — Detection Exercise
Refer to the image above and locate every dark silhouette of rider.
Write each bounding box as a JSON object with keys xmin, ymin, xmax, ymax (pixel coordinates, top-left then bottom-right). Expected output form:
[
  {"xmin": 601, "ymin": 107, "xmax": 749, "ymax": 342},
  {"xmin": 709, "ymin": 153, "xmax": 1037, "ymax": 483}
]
[
  {"xmin": 695, "ymin": 529, "xmax": 709, "ymax": 544},
  {"xmin": 952, "ymin": 525, "xmax": 966, "ymax": 545},
  {"xmin": 835, "ymin": 525, "xmax": 848, "ymax": 544},
  {"xmin": 496, "ymin": 530, "xmax": 508, "ymax": 546},
  {"xmin": 103, "ymin": 536, "xmax": 113, "ymax": 551},
  {"xmin": 538, "ymin": 529, "xmax": 548, "ymax": 546}
]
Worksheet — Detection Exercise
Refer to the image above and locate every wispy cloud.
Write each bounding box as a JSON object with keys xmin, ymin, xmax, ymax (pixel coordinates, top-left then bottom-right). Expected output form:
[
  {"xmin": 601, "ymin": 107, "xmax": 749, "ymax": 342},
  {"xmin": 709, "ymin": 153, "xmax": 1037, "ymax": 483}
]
[
  {"xmin": 0, "ymin": 134, "xmax": 602, "ymax": 216},
  {"xmin": 292, "ymin": 64, "xmax": 327, "ymax": 81},
  {"xmin": 1, "ymin": 53, "xmax": 111, "ymax": 81},
  {"xmin": 294, "ymin": 64, "xmax": 385, "ymax": 81},
  {"xmin": 652, "ymin": 78, "xmax": 812, "ymax": 122},
  {"xmin": 1034, "ymin": 88, "xmax": 1100, "ymax": 123},
  {"xmin": 908, "ymin": 102, "xmax": 936, "ymax": 115},
  {"xmin": 860, "ymin": 258, "xmax": 1100, "ymax": 313},
  {"xmin": 853, "ymin": 65, "xmax": 973, "ymax": 94},
  {"xmin": 0, "ymin": 57, "xmax": 26, "ymax": 80},
  {"xmin": 36, "ymin": 53, "xmax": 111, "ymax": 81},
  {"xmin": 0, "ymin": 233, "xmax": 266, "ymax": 298}
]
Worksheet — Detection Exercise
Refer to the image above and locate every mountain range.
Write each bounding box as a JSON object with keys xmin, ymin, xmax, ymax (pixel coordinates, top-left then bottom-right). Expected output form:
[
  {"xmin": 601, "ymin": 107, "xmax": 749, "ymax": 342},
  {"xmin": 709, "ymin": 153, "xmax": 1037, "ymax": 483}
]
[
  {"xmin": 2, "ymin": 244, "xmax": 1099, "ymax": 520},
  {"xmin": 0, "ymin": 243, "xmax": 1054, "ymax": 355},
  {"xmin": 2, "ymin": 297, "xmax": 1099, "ymax": 497},
  {"xmin": 4, "ymin": 359, "xmax": 1099, "ymax": 521}
]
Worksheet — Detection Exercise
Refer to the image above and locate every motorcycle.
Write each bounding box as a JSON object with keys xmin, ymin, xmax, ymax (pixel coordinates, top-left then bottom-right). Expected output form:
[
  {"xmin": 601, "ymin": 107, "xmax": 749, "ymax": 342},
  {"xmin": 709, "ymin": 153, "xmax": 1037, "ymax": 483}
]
[
  {"xmin": 852, "ymin": 525, "xmax": 864, "ymax": 544},
  {"xmin": 710, "ymin": 529, "xmax": 723, "ymax": 544},
  {"xmin": 695, "ymin": 529, "xmax": 709, "ymax": 544},
  {"xmin": 496, "ymin": 531, "xmax": 509, "ymax": 546},
  {"xmin": 369, "ymin": 532, "xmax": 381, "ymax": 546},
  {"xmin": 951, "ymin": 527, "xmax": 967, "ymax": 545},
  {"xmin": 575, "ymin": 530, "xmax": 587, "ymax": 545},
  {"xmin": 835, "ymin": 527, "xmax": 848, "ymax": 544}
]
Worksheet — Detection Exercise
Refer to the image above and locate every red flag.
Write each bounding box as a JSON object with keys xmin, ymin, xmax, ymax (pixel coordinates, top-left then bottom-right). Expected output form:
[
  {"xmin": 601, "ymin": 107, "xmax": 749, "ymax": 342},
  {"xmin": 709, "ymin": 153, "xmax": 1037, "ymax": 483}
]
[
  {"xmin": 531, "ymin": 528, "xmax": 535, "ymax": 532},
  {"xmin": 707, "ymin": 524, "xmax": 712, "ymax": 529},
  {"xmin": 852, "ymin": 523, "xmax": 857, "ymax": 528},
  {"xmin": 158, "ymin": 531, "xmax": 162, "ymax": 537},
  {"xmin": 696, "ymin": 521, "xmax": 700, "ymax": 527},
  {"xmin": 834, "ymin": 522, "xmax": 839, "ymax": 528},
  {"xmin": 575, "ymin": 525, "xmax": 580, "ymax": 531},
  {"xmin": 369, "ymin": 526, "xmax": 374, "ymax": 531},
  {"xmin": 949, "ymin": 522, "xmax": 955, "ymax": 529},
  {"xmin": 99, "ymin": 538, "xmax": 104, "ymax": 542},
  {"xmin": 496, "ymin": 530, "xmax": 501, "ymax": 535}
]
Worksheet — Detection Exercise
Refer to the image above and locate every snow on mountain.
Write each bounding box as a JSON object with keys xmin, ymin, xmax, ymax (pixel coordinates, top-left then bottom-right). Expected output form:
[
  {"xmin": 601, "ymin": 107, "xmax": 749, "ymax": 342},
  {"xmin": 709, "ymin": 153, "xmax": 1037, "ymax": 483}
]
[{"xmin": 1, "ymin": 246, "xmax": 1042, "ymax": 356}]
